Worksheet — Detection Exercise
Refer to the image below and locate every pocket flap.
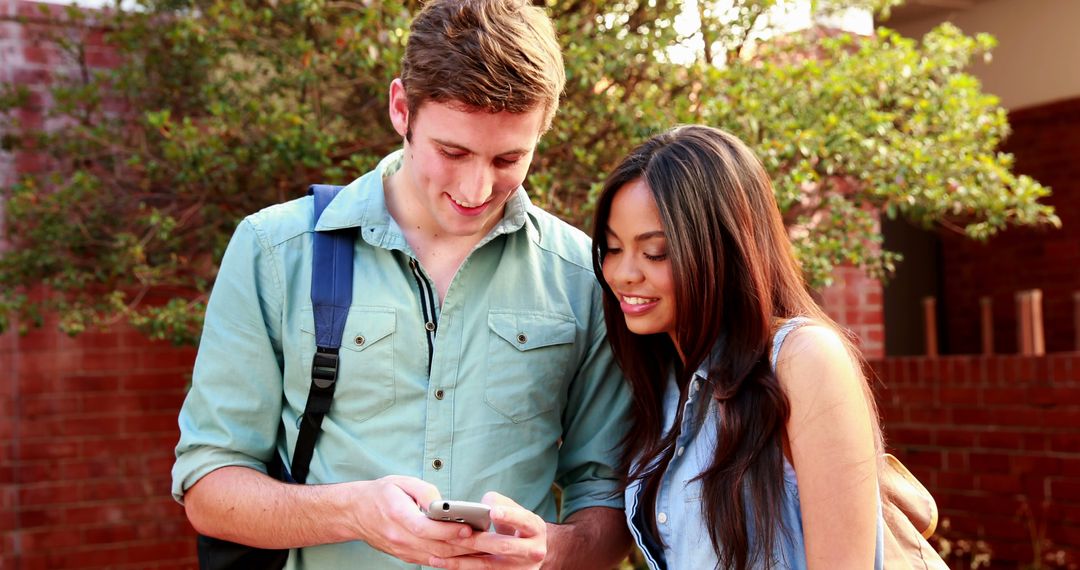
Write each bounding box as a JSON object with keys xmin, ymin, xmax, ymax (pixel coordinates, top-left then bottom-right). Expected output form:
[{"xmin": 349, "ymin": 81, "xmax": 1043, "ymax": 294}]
[
  {"xmin": 488, "ymin": 310, "xmax": 576, "ymax": 351},
  {"xmin": 302, "ymin": 307, "xmax": 396, "ymax": 352}
]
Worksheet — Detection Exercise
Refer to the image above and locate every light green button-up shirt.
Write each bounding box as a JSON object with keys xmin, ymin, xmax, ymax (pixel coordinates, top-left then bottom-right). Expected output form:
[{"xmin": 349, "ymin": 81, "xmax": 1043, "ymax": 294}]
[{"xmin": 172, "ymin": 151, "xmax": 630, "ymax": 569}]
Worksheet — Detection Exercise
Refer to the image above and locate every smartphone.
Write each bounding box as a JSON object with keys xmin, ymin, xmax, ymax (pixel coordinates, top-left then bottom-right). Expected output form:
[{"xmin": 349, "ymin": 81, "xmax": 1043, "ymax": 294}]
[{"xmin": 425, "ymin": 499, "xmax": 492, "ymax": 531}]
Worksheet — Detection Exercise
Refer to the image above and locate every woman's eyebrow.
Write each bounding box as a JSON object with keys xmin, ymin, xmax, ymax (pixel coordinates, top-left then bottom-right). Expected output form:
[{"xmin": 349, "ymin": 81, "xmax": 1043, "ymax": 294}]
[{"xmin": 634, "ymin": 230, "xmax": 665, "ymax": 241}]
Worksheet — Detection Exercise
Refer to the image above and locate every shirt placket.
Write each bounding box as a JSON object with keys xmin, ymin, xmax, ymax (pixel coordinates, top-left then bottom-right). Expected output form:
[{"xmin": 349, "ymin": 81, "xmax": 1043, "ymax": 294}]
[
  {"xmin": 408, "ymin": 257, "xmax": 455, "ymax": 492},
  {"xmin": 657, "ymin": 374, "xmax": 705, "ymax": 548}
]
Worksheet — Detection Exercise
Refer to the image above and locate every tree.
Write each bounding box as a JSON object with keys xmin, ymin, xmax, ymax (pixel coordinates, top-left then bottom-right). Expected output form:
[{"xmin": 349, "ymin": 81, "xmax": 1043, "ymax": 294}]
[{"xmin": 0, "ymin": 0, "xmax": 1058, "ymax": 344}]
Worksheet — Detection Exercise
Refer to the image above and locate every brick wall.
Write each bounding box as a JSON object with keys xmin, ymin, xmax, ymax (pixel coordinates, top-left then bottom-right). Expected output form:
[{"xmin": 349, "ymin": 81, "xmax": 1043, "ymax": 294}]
[
  {"xmin": 1, "ymin": 2, "xmax": 200, "ymax": 567},
  {"xmin": 939, "ymin": 97, "xmax": 1080, "ymax": 355},
  {"xmin": 821, "ymin": 265, "xmax": 886, "ymax": 359},
  {"xmin": 0, "ymin": 319, "xmax": 198, "ymax": 569},
  {"xmin": 874, "ymin": 354, "xmax": 1080, "ymax": 567}
]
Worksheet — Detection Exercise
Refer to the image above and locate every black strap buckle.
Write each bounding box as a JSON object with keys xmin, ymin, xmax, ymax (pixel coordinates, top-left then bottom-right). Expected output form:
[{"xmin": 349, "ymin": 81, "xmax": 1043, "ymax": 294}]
[{"xmin": 311, "ymin": 347, "xmax": 340, "ymax": 389}]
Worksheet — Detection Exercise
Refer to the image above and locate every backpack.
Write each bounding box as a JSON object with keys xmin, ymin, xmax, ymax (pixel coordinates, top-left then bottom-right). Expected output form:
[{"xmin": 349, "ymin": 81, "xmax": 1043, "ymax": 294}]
[{"xmin": 197, "ymin": 184, "xmax": 355, "ymax": 570}]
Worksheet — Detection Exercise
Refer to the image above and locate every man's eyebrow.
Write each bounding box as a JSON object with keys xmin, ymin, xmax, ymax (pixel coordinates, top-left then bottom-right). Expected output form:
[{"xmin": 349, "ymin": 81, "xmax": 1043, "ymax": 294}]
[{"xmin": 431, "ymin": 138, "xmax": 531, "ymax": 156}]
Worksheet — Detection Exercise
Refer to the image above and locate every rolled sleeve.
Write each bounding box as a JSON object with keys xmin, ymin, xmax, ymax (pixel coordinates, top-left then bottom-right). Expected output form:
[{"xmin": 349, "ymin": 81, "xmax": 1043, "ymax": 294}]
[
  {"xmin": 555, "ymin": 288, "xmax": 630, "ymax": 520},
  {"xmin": 171, "ymin": 218, "xmax": 286, "ymax": 504}
]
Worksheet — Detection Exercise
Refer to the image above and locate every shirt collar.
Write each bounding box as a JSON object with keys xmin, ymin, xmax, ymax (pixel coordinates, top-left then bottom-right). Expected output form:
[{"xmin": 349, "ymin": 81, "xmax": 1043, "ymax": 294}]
[
  {"xmin": 314, "ymin": 149, "xmax": 541, "ymax": 246},
  {"xmin": 692, "ymin": 336, "xmax": 727, "ymax": 381}
]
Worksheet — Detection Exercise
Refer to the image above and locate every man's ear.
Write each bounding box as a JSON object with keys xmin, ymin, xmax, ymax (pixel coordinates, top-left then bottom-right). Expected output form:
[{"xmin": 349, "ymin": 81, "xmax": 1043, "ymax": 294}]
[{"xmin": 388, "ymin": 78, "xmax": 410, "ymax": 139}]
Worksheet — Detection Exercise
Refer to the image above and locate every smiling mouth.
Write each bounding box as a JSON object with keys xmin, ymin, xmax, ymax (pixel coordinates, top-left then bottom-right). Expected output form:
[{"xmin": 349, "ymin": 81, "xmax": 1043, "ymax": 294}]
[
  {"xmin": 447, "ymin": 194, "xmax": 492, "ymax": 216},
  {"xmin": 450, "ymin": 195, "xmax": 488, "ymax": 208},
  {"xmin": 621, "ymin": 295, "xmax": 658, "ymax": 305}
]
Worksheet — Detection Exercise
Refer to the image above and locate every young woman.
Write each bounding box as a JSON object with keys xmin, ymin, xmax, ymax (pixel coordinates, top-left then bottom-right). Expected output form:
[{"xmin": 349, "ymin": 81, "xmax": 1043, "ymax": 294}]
[{"xmin": 592, "ymin": 125, "xmax": 884, "ymax": 569}]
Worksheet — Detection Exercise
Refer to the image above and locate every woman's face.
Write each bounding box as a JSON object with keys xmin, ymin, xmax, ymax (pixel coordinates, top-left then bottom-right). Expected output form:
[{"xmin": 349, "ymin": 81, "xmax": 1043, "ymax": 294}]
[{"xmin": 600, "ymin": 178, "xmax": 677, "ymax": 343}]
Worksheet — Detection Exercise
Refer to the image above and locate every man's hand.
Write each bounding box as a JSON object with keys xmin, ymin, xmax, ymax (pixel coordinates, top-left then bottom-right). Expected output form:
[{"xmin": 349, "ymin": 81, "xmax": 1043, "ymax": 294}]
[
  {"xmin": 350, "ymin": 475, "xmax": 484, "ymax": 565},
  {"xmin": 428, "ymin": 491, "xmax": 547, "ymax": 569}
]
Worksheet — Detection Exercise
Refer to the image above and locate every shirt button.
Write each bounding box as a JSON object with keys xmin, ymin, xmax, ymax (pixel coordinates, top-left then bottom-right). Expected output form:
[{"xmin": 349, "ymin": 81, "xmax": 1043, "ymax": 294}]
[
  {"xmin": 676, "ymin": 446, "xmax": 685, "ymax": 457},
  {"xmin": 516, "ymin": 333, "xmax": 528, "ymax": 344},
  {"xmin": 354, "ymin": 335, "xmax": 365, "ymax": 347},
  {"xmin": 434, "ymin": 389, "xmax": 445, "ymax": 400},
  {"xmin": 657, "ymin": 512, "xmax": 668, "ymax": 524},
  {"xmin": 432, "ymin": 459, "xmax": 443, "ymax": 470},
  {"xmin": 425, "ymin": 321, "xmax": 436, "ymax": 332}
]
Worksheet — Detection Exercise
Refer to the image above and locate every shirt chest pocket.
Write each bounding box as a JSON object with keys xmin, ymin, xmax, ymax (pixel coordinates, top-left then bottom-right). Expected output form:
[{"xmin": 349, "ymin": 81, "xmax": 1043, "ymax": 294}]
[
  {"xmin": 484, "ymin": 310, "xmax": 577, "ymax": 423},
  {"xmin": 300, "ymin": 307, "xmax": 397, "ymax": 423}
]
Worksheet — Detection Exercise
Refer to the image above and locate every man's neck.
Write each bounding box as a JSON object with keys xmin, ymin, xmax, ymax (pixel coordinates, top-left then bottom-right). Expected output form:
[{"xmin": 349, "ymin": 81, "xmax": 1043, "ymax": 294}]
[{"xmin": 383, "ymin": 169, "xmax": 497, "ymax": 302}]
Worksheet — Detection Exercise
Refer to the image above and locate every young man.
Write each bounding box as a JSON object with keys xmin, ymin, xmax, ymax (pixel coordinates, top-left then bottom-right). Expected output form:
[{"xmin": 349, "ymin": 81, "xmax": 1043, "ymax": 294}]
[{"xmin": 171, "ymin": 1, "xmax": 631, "ymax": 568}]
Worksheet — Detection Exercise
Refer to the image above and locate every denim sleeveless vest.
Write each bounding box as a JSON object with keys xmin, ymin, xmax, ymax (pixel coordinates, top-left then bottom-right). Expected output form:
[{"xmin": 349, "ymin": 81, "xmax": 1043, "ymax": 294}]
[{"xmin": 624, "ymin": 318, "xmax": 885, "ymax": 569}]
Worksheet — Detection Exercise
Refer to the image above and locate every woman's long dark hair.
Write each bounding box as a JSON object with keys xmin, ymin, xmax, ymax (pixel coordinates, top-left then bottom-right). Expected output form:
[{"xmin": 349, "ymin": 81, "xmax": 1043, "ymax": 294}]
[{"xmin": 592, "ymin": 125, "xmax": 880, "ymax": 569}]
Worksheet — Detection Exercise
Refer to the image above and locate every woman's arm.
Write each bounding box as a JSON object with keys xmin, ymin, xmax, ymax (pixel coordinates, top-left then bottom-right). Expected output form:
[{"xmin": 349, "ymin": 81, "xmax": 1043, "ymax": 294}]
[{"xmin": 775, "ymin": 325, "xmax": 880, "ymax": 570}]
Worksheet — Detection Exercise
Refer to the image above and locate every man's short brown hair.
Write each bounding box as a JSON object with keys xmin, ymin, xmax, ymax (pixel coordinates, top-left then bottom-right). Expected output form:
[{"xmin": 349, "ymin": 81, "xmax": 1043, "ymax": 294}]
[{"xmin": 401, "ymin": 0, "xmax": 566, "ymax": 132}]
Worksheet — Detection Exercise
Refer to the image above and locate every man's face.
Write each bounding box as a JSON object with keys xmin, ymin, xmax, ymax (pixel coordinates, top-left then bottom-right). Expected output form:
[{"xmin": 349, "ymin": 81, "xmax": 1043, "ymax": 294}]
[{"xmin": 389, "ymin": 81, "xmax": 546, "ymax": 239}]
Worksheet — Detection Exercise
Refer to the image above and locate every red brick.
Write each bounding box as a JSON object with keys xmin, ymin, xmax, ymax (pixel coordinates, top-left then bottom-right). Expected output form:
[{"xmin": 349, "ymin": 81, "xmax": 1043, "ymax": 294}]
[
  {"xmin": 1010, "ymin": 455, "xmax": 1063, "ymax": 477},
  {"xmin": 1052, "ymin": 480, "xmax": 1080, "ymax": 503},
  {"xmin": 981, "ymin": 387, "xmax": 1026, "ymax": 406},
  {"xmin": 952, "ymin": 407, "xmax": 992, "ymax": 425},
  {"xmin": 888, "ymin": 427, "xmax": 934, "ymax": 446},
  {"xmin": 20, "ymin": 394, "xmax": 82, "ymax": 417},
  {"xmin": 944, "ymin": 450, "xmax": 969, "ymax": 471},
  {"xmin": 76, "ymin": 392, "xmax": 141, "ymax": 414},
  {"xmin": 940, "ymin": 387, "xmax": 979, "ymax": 404},
  {"xmin": 977, "ymin": 431, "xmax": 1025, "ymax": 450},
  {"xmin": 1048, "ymin": 432, "xmax": 1077, "ymax": 453},
  {"xmin": 84, "ymin": 524, "xmax": 139, "ymax": 545},
  {"xmin": 13, "ymin": 327, "xmax": 59, "ymax": 351},
  {"xmin": 122, "ymin": 411, "xmax": 180, "ymax": 435},
  {"xmin": 891, "ymin": 386, "xmax": 935, "ymax": 405},
  {"xmin": 56, "ymin": 374, "xmax": 121, "ymax": 393},
  {"xmin": 15, "ymin": 1, "xmax": 67, "ymax": 19},
  {"xmin": 18, "ymin": 527, "xmax": 82, "ymax": 550},
  {"xmin": 994, "ymin": 408, "xmax": 1048, "ymax": 428},
  {"xmin": 81, "ymin": 479, "xmax": 142, "ymax": 502},
  {"xmin": 935, "ymin": 429, "xmax": 977, "ymax": 447},
  {"xmin": 906, "ymin": 405, "xmax": 945, "ymax": 424},
  {"xmin": 85, "ymin": 47, "xmax": 122, "ymax": 69},
  {"xmin": 66, "ymin": 330, "xmax": 124, "ymax": 351},
  {"xmin": 120, "ymin": 372, "xmax": 186, "ymax": 391},
  {"xmin": 64, "ymin": 457, "xmax": 128, "ymax": 481},
  {"xmin": 12, "ymin": 440, "xmax": 80, "ymax": 462},
  {"xmin": 64, "ymin": 504, "xmax": 129, "ymax": 526},
  {"xmin": 1069, "ymin": 355, "xmax": 1080, "ymax": 383},
  {"xmin": 1042, "ymin": 408, "xmax": 1080, "ymax": 428},
  {"xmin": 23, "ymin": 413, "xmax": 126, "ymax": 439},
  {"xmin": 936, "ymin": 470, "xmax": 976, "ymax": 490},
  {"xmin": 969, "ymin": 452, "xmax": 1011, "ymax": 474},
  {"xmin": 980, "ymin": 515, "xmax": 1031, "ymax": 542},
  {"xmin": 917, "ymin": 359, "xmax": 938, "ymax": 383},
  {"xmin": 16, "ymin": 350, "xmax": 79, "ymax": 381},
  {"xmin": 143, "ymin": 348, "xmax": 197, "ymax": 370},
  {"xmin": 78, "ymin": 350, "xmax": 140, "ymax": 373},
  {"xmin": 1056, "ymin": 525, "xmax": 1080, "ymax": 551},
  {"xmin": 1051, "ymin": 354, "xmax": 1075, "ymax": 383},
  {"xmin": 978, "ymin": 473, "xmax": 1023, "ymax": 494},
  {"xmin": 1042, "ymin": 387, "xmax": 1080, "ymax": 405},
  {"xmin": 21, "ymin": 45, "xmax": 53, "ymax": 65},
  {"xmin": 18, "ymin": 483, "xmax": 80, "ymax": 506}
]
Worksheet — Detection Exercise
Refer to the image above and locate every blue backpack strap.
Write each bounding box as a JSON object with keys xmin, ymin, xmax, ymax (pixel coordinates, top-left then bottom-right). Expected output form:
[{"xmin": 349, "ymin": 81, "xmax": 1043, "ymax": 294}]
[{"xmin": 291, "ymin": 184, "xmax": 354, "ymax": 484}]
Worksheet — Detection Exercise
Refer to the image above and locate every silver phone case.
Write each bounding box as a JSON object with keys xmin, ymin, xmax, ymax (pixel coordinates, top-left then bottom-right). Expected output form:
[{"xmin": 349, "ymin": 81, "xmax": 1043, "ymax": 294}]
[{"xmin": 425, "ymin": 499, "xmax": 492, "ymax": 531}]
